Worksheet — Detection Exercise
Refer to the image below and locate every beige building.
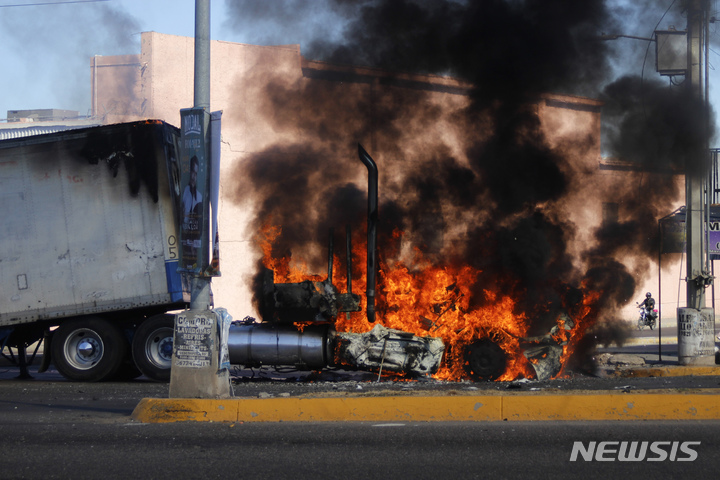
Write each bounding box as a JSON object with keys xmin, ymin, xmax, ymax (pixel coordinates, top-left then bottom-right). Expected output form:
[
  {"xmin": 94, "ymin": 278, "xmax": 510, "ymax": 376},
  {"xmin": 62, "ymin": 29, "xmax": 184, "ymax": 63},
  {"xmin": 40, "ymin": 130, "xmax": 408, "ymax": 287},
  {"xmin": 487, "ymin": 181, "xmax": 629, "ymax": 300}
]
[{"xmin": 92, "ymin": 31, "xmax": 689, "ymax": 326}]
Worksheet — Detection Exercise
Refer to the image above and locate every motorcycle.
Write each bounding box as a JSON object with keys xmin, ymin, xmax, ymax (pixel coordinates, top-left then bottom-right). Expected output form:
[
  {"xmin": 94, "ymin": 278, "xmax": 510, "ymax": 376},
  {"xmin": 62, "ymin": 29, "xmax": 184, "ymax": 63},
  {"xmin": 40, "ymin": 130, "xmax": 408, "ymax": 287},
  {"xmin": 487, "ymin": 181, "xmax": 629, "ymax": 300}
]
[{"xmin": 636, "ymin": 303, "xmax": 657, "ymax": 330}]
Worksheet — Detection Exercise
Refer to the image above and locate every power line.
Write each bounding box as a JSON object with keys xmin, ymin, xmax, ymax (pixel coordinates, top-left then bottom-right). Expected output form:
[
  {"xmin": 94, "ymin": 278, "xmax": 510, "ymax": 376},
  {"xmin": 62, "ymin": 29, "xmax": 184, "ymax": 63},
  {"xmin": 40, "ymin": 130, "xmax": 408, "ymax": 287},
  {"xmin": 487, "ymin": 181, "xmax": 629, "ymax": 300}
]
[{"xmin": 0, "ymin": 0, "xmax": 109, "ymax": 7}]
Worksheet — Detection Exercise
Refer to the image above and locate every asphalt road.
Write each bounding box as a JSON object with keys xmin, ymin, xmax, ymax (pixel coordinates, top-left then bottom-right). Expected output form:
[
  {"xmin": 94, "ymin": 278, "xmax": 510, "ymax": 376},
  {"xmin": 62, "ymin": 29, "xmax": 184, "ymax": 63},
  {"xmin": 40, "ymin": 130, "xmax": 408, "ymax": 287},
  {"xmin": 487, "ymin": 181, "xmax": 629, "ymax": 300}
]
[
  {"xmin": 1, "ymin": 331, "xmax": 719, "ymax": 479},
  {"xmin": 0, "ymin": 415, "xmax": 718, "ymax": 479},
  {"xmin": 0, "ymin": 364, "xmax": 719, "ymax": 479}
]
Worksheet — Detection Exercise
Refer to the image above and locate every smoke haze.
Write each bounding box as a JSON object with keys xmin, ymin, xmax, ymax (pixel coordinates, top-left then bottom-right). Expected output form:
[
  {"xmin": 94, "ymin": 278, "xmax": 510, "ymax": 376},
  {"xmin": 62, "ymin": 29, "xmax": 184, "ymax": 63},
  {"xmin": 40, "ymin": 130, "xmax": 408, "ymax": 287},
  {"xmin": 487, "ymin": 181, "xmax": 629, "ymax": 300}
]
[
  {"xmin": 2, "ymin": 0, "xmax": 715, "ymax": 345},
  {"xmin": 228, "ymin": 0, "xmax": 716, "ymax": 340},
  {"xmin": 0, "ymin": 1, "xmax": 140, "ymax": 118}
]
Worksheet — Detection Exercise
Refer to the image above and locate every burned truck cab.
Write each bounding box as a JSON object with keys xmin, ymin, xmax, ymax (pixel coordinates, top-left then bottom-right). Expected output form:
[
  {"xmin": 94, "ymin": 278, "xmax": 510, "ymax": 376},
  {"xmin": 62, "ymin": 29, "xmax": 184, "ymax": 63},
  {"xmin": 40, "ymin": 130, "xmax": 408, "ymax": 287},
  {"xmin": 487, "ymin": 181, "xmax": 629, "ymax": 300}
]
[{"xmin": 226, "ymin": 145, "xmax": 445, "ymax": 378}]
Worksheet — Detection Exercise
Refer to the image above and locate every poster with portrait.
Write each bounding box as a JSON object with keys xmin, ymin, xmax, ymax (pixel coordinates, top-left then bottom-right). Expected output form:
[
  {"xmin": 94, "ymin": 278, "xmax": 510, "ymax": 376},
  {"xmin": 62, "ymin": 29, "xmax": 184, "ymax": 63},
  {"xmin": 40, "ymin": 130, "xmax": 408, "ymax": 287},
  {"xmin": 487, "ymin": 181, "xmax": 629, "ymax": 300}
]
[{"xmin": 179, "ymin": 108, "xmax": 210, "ymax": 274}]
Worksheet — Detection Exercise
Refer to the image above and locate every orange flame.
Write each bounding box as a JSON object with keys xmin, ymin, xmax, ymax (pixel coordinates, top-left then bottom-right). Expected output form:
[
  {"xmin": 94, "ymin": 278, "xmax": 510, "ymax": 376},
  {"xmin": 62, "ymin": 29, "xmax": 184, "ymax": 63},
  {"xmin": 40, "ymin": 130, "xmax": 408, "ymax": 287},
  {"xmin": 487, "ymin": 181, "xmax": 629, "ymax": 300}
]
[{"xmin": 258, "ymin": 223, "xmax": 600, "ymax": 381}]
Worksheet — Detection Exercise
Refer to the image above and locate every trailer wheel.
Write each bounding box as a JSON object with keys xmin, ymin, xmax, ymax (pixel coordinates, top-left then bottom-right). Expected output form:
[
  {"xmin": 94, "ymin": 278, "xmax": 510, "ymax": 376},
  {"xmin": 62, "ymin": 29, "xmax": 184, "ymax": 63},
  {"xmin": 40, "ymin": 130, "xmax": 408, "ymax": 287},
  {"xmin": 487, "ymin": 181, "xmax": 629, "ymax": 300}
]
[
  {"xmin": 51, "ymin": 318, "xmax": 126, "ymax": 382},
  {"xmin": 131, "ymin": 314, "xmax": 175, "ymax": 382}
]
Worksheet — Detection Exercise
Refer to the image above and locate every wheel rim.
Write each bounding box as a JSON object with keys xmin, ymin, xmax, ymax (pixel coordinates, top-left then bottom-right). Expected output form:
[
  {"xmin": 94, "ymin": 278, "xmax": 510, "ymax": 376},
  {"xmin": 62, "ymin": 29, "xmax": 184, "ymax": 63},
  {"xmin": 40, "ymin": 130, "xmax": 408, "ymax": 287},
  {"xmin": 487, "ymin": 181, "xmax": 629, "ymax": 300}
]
[
  {"xmin": 464, "ymin": 339, "xmax": 507, "ymax": 381},
  {"xmin": 144, "ymin": 327, "xmax": 174, "ymax": 369},
  {"xmin": 62, "ymin": 329, "xmax": 104, "ymax": 370}
]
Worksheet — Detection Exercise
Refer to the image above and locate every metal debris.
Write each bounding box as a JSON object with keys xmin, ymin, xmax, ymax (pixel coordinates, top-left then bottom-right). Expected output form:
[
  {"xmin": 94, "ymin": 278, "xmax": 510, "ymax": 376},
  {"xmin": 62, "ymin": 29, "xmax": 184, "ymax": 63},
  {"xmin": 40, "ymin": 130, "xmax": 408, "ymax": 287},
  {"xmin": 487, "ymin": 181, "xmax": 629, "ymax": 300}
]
[
  {"xmin": 521, "ymin": 312, "xmax": 574, "ymax": 381},
  {"xmin": 523, "ymin": 344, "xmax": 563, "ymax": 381},
  {"xmin": 336, "ymin": 324, "xmax": 445, "ymax": 376}
]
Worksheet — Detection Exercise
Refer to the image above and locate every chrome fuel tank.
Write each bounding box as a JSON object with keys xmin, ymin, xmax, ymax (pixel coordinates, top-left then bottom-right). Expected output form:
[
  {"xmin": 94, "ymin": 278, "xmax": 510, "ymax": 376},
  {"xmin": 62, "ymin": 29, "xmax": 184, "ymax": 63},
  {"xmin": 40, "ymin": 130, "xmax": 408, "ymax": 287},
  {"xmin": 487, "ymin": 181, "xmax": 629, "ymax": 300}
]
[{"xmin": 228, "ymin": 323, "xmax": 334, "ymax": 369}]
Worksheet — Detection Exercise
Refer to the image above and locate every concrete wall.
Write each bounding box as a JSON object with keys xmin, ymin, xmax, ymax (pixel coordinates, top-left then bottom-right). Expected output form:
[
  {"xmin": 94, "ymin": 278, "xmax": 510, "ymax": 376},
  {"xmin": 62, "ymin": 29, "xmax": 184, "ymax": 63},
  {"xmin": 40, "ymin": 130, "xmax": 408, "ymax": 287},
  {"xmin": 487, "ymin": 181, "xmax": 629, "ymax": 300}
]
[{"xmin": 90, "ymin": 54, "xmax": 142, "ymax": 124}]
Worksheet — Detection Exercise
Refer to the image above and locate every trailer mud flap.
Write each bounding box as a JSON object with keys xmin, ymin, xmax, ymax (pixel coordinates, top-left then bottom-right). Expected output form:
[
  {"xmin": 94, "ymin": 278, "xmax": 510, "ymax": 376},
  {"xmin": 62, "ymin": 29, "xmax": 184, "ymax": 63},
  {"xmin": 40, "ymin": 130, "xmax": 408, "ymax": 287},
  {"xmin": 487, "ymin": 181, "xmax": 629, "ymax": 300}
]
[
  {"xmin": 165, "ymin": 260, "xmax": 185, "ymax": 303},
  {"xmin": 37, "ymin": 331, "xmax": 53, "ymax": 373}
]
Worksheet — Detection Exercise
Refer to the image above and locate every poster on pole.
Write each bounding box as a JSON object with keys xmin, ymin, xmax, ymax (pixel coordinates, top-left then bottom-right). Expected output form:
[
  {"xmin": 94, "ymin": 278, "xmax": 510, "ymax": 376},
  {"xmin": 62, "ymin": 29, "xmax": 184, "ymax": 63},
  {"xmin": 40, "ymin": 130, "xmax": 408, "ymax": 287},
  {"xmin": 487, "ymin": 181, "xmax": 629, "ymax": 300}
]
[
  {"xmin": 708, "ymin": 221, "xmax": 720, "ymax": 258},
  {"xmin": 206, "ymin": 110, "xmax": 222, "ymax": 277},
  {"xmin": 659, "ymin": 213, "xmax": 720, "ymax": 259},
  {"xmin": 179, "ymin": 108, "xmax": 210, "ymax": 274}
]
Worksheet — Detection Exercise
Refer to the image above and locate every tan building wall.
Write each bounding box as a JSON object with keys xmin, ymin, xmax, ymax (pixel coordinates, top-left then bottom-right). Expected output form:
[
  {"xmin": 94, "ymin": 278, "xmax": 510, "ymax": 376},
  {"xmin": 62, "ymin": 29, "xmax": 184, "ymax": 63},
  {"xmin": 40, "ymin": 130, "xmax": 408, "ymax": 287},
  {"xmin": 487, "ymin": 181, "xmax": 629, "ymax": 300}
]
[
  {"xmin": 90, "ymin": 54, "xmax": 143, "ymax": 123},
  {"xmin": 93, "ymin": 31, "xmax": 691, "ymax": 326}
]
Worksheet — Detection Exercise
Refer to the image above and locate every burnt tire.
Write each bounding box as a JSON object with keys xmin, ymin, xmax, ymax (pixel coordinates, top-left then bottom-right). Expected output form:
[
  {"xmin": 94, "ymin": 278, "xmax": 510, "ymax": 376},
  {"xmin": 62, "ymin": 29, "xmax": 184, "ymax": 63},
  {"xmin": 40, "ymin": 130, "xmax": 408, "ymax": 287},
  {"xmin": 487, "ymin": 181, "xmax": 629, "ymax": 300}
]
[
  {"xmin": 131, "ymin": 314, "xmax": 175, "ymax": 382},
  {"xmin": 464, "ymin": 339, "xmax": 507, "ymax": 381},
  {"xmin": 51, "ymin": 317, "xmax": 127, "ymax": 382}
]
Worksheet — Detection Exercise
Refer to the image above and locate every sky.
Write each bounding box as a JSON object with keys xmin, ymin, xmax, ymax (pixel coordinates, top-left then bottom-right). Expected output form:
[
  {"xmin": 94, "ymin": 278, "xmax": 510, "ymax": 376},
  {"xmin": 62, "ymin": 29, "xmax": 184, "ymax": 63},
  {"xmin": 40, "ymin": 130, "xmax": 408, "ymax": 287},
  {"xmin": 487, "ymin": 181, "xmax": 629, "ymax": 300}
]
[
  {"xmin": 0, "ymin": 0, "xmax": 719, "ymax": 144},
  {"xmin": 1, "ymin": 0, "xmax": 718, "ymax": 324},
  {"xmin": 0, "ymin": 0, "xmax": 350, "ymax": 119}
]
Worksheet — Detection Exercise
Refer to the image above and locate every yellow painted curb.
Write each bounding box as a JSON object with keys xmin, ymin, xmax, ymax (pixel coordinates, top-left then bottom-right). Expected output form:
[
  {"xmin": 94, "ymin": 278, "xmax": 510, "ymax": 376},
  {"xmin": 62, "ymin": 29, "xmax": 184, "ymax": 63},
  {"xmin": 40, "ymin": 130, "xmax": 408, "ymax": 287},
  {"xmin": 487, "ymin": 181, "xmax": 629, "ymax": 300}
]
[
  {"xmin": 131, "ymin": 396, "xmax": 503, "ymax": 423},
  {"xmin": 615, "ymin": 366, "xmax": 720, "ymax": 378},
  {"xmin": 133, "ymin": 398, "xmax": 240, "ymax": 423},
  {"xmin": 503, "ymin": 393, "xmax": 720, "ymax": 420},
  {"xmin": 131, "ymin": 392, "xmax": 720, "ymax": 423}
]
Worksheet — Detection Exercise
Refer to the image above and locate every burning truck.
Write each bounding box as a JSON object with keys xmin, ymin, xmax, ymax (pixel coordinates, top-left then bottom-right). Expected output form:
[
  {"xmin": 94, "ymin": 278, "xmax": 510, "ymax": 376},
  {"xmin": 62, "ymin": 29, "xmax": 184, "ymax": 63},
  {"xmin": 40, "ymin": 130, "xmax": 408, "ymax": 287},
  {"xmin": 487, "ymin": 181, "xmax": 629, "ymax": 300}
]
[
  {"xmin": 239, "ymin": 144, "xmax": 600, "ymax": 382},
  {"xmin": 230, "ymin": 144, "xmax": 445, "ymax": 379}
]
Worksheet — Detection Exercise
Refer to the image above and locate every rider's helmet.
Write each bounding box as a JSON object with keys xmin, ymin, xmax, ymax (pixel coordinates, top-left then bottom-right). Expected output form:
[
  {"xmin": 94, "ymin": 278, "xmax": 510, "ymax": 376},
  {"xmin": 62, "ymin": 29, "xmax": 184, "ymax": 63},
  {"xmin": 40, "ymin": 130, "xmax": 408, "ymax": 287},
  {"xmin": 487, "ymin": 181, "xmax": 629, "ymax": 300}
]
[{"xmin": 646, "ymin": 292, "xmax": 652, "ymax": 297}]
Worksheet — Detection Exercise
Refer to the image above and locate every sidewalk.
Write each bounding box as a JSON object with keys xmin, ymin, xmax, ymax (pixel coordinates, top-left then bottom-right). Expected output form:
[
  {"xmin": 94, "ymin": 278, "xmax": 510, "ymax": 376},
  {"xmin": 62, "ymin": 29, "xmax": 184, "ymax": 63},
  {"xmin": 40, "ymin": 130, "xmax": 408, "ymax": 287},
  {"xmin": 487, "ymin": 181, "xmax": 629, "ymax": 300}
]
[
  {"xmin": 5, "ymin": 327, "xmax": 719, "ymax": 423},
  {"xmin": 128, "ymin": 314, "xmax": 720, "ymax": 423},
  {"xmin": 132, "ymin": 345, "xmax": 720, "ymax": 423}
]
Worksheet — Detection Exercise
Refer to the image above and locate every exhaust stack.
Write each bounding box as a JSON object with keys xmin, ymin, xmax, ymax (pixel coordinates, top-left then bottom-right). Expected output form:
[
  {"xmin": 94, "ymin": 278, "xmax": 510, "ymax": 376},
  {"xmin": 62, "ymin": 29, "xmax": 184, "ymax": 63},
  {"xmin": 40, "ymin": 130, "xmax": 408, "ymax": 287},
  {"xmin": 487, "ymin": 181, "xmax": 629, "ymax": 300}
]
[{"xmin": 358, "ymin": 144, "xmax": 378, "ymax": 323}]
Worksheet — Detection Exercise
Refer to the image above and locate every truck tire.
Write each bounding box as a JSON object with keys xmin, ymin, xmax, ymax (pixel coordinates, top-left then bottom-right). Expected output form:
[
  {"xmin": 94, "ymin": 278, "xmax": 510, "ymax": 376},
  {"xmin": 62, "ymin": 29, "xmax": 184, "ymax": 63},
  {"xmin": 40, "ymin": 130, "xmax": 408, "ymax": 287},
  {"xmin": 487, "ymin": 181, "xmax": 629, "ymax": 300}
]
[
  {"xmin": 51, "ymin": 317, "xmax": 127, "ymax": 382},
  {"xmin": 131, "ymin": 314, "xmax": 175, "ymax": 382},
  {"xmin": 463, "ymin": 339, "xmax": 507, "ymax": 381}
]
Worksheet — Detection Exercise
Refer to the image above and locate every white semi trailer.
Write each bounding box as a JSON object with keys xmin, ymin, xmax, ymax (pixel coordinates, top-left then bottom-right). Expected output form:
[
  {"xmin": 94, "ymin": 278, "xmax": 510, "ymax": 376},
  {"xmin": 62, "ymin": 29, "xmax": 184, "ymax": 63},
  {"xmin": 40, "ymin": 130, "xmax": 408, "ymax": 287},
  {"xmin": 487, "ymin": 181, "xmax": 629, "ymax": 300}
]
[
  {"xmin": 0, "ymin": 122, "xmax": 444, "ymax": 382},
  {"xmin": 0, "ymin": 120, "xmax": 185, "ymax": 382}
]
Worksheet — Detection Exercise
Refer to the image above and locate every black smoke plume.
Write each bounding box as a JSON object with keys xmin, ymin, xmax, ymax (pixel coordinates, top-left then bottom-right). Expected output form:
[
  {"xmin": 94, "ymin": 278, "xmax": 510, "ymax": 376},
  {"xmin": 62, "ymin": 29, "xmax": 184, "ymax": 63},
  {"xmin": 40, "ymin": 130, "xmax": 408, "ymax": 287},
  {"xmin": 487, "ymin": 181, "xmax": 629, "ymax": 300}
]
[{"xmin": 230, "ymin": 1, "xmax": 712, "ymax": 340}]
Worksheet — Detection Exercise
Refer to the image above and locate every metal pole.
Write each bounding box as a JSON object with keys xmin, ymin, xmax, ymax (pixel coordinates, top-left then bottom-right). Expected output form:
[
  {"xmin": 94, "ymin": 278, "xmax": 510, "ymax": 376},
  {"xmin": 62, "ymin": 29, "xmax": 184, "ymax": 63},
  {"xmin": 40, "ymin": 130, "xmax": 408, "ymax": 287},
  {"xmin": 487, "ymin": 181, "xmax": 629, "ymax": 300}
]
[
  {"xmin": 685, "ymin": 0, "xmax": 705, "ymax": 310},
  {"xmin": 328, "ymin": 229, "xmax": 334, "ymax": 283},
  {"xmin": 678, "ymin": 0, "xmax": 715, "ymax": 366},
  {"xmin": 658, "ymin": 221, "xmax": 662, "ymax": 361},
  {"xmin": 346, "ymin": 225, "xmax": 353, "ymax": 295},
  {"xmin": 358, "ymin": 144, "xmax": 378, "ymax": 323},
  {"xmin": 93, "ymin": 56, "xmax": 98, "ymax": 118},
  {"xmin": 170, "ymin": 0, "xmax": 230, "ymax": 399},
  {"xmin": 190, "ymin": 0, "xmax": 212, "ymax": 310},
  {"xmin": 194, "ymin": 0, "xmax": 210, "ymax": 110}
]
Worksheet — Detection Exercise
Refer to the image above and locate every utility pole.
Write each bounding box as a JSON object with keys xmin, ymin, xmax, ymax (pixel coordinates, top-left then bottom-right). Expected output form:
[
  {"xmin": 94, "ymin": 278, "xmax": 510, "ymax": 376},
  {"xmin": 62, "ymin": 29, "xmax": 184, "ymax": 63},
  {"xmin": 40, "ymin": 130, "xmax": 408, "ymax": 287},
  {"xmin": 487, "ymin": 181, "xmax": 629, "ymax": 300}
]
[
  {"xmin": 190, "ymin": 0, "xmax": 212, "ymax": 311},
  {"xmin": 604, "ymin": 3, "xmax": 716, "ymax": 364},
  {"xmin": 169, "ymin": 0, "xmax": 231, "ymax": 398},
  {"xmin": 685, "ymin": 0, "xmax": 705, "ymax": 310},
  {"xmin": 678, "ymin": 0, "xmax": 716, "ymax": 365}
]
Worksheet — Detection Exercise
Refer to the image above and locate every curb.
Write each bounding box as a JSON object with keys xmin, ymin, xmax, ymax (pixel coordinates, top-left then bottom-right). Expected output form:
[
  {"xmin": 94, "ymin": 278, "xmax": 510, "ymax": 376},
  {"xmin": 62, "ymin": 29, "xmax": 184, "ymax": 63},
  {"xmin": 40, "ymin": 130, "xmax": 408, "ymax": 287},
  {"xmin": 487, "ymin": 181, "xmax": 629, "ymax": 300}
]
[
  {"xmin": 612, "ymin": 366, "xmax": 720, "ymax": 377},
  {"xmin": 131, "ymin": 392, "xmax": 720, "ymax": 423},
  {"xmin": 622, "ymin": 336, "xmax": 677, "ymax": 346}
]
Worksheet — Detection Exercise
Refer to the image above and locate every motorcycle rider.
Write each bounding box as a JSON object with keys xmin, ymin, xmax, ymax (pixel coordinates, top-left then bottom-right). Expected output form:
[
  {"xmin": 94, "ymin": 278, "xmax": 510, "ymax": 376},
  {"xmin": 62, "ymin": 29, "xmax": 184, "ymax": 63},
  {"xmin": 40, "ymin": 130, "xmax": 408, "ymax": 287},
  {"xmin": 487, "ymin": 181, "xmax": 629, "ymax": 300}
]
[
  {"xmin": 639, "ymin": 292, "xmax": 657, "ymax": 325},
  {"xmin": 640, "ymin": 292, "xmax": 655, "ymax": 310}
]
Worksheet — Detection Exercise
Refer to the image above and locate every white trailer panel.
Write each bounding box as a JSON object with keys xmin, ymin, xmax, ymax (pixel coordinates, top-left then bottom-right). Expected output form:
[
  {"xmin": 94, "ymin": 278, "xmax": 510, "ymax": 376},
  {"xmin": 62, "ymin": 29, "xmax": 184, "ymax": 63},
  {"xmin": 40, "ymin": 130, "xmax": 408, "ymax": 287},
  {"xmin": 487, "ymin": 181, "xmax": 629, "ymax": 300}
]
[{"xmin": 0, "ymin": 121, "xmax": 185, "ymax": 326}]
